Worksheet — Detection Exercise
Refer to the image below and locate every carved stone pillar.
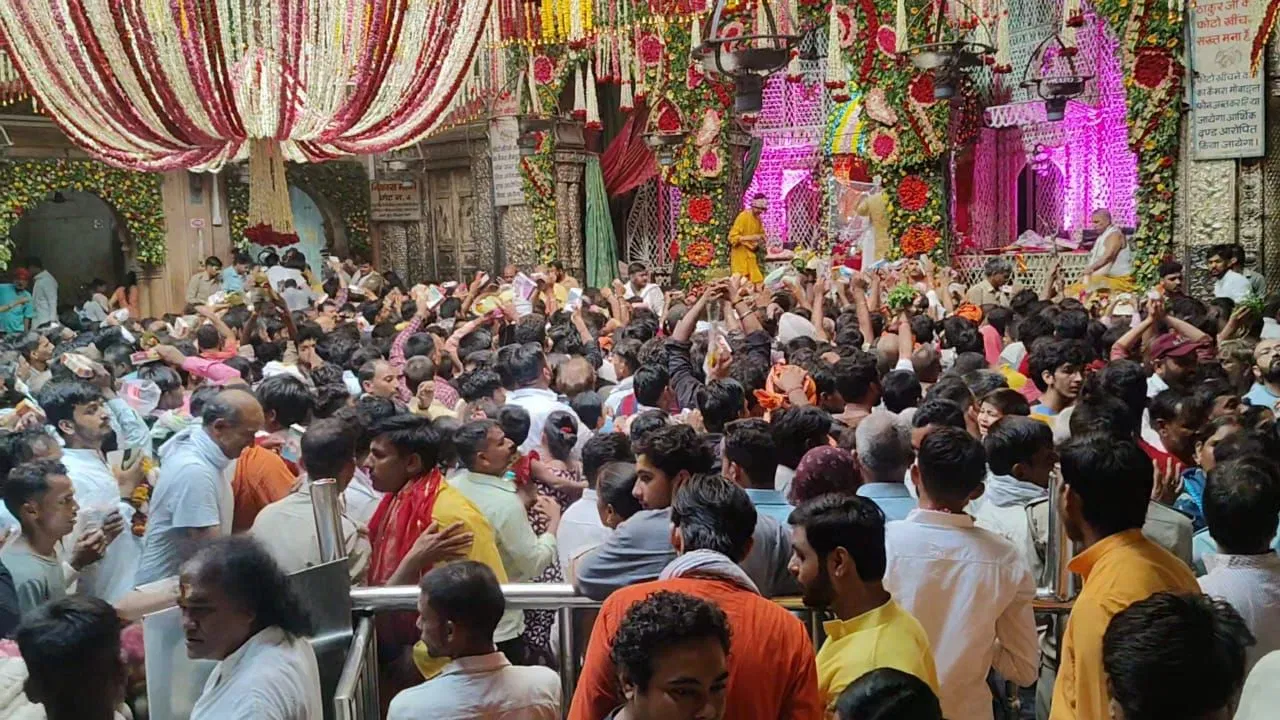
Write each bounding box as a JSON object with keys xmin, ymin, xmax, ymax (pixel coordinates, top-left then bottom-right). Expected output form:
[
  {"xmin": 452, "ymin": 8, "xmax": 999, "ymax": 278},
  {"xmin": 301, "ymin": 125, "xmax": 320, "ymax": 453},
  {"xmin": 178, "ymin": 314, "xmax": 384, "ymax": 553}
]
[
  {"xmin": 471, "ymin": 143, "xmax": 497, "ymax": 274},
  {"xmin": 501, "ymin": 206, "xmax": 538, "ymax": 269},
  {"xmin": 1263, "ymin": 37, "xmax": 1280, "ymax": 291},
  {"xmin": 554, "ymin": 122, "xmax": 588, "ymax": 278}
]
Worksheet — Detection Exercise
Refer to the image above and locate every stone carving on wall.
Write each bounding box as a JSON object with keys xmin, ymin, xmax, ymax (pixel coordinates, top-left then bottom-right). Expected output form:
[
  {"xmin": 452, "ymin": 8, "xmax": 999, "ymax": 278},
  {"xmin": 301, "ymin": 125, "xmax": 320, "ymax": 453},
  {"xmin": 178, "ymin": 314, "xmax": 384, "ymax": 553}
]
[
  {"xmin": 382, "ymin": 223, "xmax": 410, "ymax": 282},
  {"xmin": 554, "ymin": 150, "xmax": 587, "ymax": 277},
  {"xmin": 501, "ymin": 205, "xmax": 538, "ymax": 269},
  {"xmin": 471, "ymin": 144, "xmax": 496, "ymax": 273}
]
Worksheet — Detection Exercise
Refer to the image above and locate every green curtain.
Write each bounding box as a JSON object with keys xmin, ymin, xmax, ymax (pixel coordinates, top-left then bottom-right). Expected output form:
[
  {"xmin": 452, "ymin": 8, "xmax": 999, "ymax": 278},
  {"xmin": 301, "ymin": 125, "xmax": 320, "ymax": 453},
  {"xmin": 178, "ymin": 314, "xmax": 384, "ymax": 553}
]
[
  {"xmin": 584, "ymin": 156, "xmax": 619, "ymax": 288},
  {"xmin": 739, "ymin": 137, "xmax": 764, "ymax": 203}
]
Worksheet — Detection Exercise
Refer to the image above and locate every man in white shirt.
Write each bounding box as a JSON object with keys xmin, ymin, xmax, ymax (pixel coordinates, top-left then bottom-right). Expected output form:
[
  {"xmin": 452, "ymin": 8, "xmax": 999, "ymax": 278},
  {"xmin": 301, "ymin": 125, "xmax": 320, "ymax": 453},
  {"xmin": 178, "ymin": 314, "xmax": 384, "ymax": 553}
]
[
  {"xmin": 251, "ymin": 419, "xmax": 371, "ymax": 583},
  {"xmin": 26, "ymin": 257, "xmax": 58, "ymax": 329},
  {"xmin": 388, "ymin": 561, "xmax": 560, "ymax": 719},
  {"xmin": 558, "ymin": 433, "xmax": 633, "ymax": 576},
  {"xmin": 884, "ymin": 426, "xmax": 1040, "ymax": 720},
  {"xmin": 1197, "ymin": 458, "xmax": 1280, "ymax": 675},
  {"xmin": 1209, "ymin": 244, "xmax": 1253, "ymax": 303},
  {"xmin": 449, "ymin": 420, "xmax": 559, "ymax": 584},
  {"xmin": 136, "ymin": 390, "xmax": 264, "ymax": 585},
  {"xmin": 622, "ymin": 261, "xmax": 665, "ymax": 318},
  {"xmin": 501, "ymin": 344, "xmax": 591, "ymax": 456},
  {"xmin": 40, "ymin": 380, "xmax": 143, "ymax": 603}
]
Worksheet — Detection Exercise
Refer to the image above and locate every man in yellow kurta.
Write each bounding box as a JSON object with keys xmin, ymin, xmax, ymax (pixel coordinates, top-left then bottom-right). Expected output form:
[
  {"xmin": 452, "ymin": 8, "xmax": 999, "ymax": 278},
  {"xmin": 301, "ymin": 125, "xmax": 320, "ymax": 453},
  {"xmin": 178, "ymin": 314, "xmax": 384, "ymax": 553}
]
[{"xmin": 729, "ymin": 194, "xmax": 767, "ymax": 283}]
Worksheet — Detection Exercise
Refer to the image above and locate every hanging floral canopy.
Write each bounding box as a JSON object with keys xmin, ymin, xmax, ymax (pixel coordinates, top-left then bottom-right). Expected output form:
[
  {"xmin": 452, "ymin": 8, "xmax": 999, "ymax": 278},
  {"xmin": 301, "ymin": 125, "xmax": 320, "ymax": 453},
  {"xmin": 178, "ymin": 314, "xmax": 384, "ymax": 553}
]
[{"xmin": 0, "ymin": 0, "xmax": 495, "ymax": 172}]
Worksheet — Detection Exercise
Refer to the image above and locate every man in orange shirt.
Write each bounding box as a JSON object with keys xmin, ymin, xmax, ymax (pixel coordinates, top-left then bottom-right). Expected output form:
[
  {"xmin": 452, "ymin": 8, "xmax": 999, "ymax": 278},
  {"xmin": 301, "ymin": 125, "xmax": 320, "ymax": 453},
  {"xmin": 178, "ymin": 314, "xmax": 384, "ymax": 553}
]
[
  {"xmin": 1049, "ymin": 435, "xmax": 1198, "ymax": 720},
  {"xmin": 569, "ymin": 474, "xmax": 822, "ymax": 720},
  {"xmin": 230, "ymin": 375, "xmax": 312, "ymax": 531}
]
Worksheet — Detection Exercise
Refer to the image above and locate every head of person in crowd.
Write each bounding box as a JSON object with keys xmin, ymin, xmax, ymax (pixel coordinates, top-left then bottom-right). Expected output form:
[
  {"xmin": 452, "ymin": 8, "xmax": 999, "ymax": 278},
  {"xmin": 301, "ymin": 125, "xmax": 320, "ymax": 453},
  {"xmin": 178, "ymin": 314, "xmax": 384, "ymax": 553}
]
[
  {"xmin": 256, "ymin": 374, "xmax": 314, "ymax": 434},
  {"xmin": 1203, "ymin": 458, "xmax": 1280, "ymax": 556},
  {"xmin": 834, "ymin": 668, "xmax": 943, "ymax": 720},
  {"xmin": 137, "ymin": 363, "xmax": 186, "ymax": 412},
  {"xmin": 834, "ymin": 352, "xmax": 882, "ymax": 411},
  {"xmin": 1194, "ymin": 376, "xmax": 1243, "ymax": 420},
  {"xmin": 179, "ymin": 535, "xmax": 313, "ymax": 661},
  {"xmin": 721, "ymin": 418, "xmax": 778, "ymax": 490},
  {"xmin": 458, "ymin": 369, "xmax": 506, "ymax": 407},
  {"xmin": 17, "ymin": 595, "xmax": 127, "ymax": 720},
  {"xmin": 698, "ymin": 379, "xmax": 747, "ymax": 435},
  {"xmin": 1193, "ymin": 414, "xmax": 1243, "ymax": 475},
  {"xmin": 1217, "ymin": 338, "xmax": 1256, "ymax": 394},
  {"xmin": 416, "ymin": 560, "xmax": 507, "ymax": 661},
  {"xmin": 632, "ymin": 423, "xmax": 713, "ymax": 511},
  {"xmin": 358, "ymin": 359, "xmax": 401, "ymax": 400},
  {"xmin": 628, "ymin": 409, "xmax": 670, "ymax": 446},
  {"xmin": 367, "ymin": 414, "xmax": 441, "ymax": 493},
  {"xmin": 0, "ymin": 429, "xmax": 63, "ymax": 479},
  {"xmin": 627, "ymin": 262, "xmax": 652, "ymax": 291},
  {"xmin": 202, "ymin": 389, "xmax": 265, "ymax": 460},
  {"xmin": 610, "ymin": 590, "xmax": 731, "ymax": 720},
  {"xmin": 984, "ymin": 416, "xmax": 1056, "ymax": 488},
  {"xmin": 670, "ymin": 474, "xmax": 757, "ymax": 564},
  {"xmin": 911, "ymin": 426, "xmax": 986, "ymax": 514},
  {"xmin": 1058, "ymin": 434, "xmax": 1152, "ymax": 545},
  {"xmin": 1149, "ymin": 388, "xmax": 1212, "ymax": 467},
  {"xmin": 982, "ymin": 257, "xmax": 1012, "ymax": 290},
  {"xmin": 202, "ymin": 255, "xmax": 223, "ymax": 279},
  {"xmin": 453, "ymin": 419, "xmax": 516, "ymax": 478},
  {"xmin": 1103, "ymin": 592, "xmax": 1254, "ymax": 720},
  {"xmin": 581, "ymin": 432, "xmax": 634, "ymax": 489},
  {"xmin": 924, "ymin": 376, "xmax": 979, "ymax": 436},
  {"xmin": 1157, "ymin": 259, "xmax": 1184, "ymax": 296},
  {"xmin": 553, "ymin": 356, "xmax": 596, "ymax": 400},
  {"xmin": 772, "ymin": 406, "xmax": 833, "ymax": 473},
  {"xmin": 791, "ymin": 446, "xmax": 858, "ymax": 505},
  {"xmin": 1150, "ymin": 333, "xmax": 1202, "ymax": 392},
  {"xmin": 4, "ymin": 460, "xmax": 78, "ymax": 551},
  {"xmin": 543, "ymin": 410, "xmax": 579, "ymax": 464},
  {"xmin": 39, "ymin": 380, "xmax": 110, "ymax": 450},
  {"xmin": 909, "ymin": 398, "xmax": 966, "ymax": 450},
  {"xmin": 976, "ymin": 388, "xmax": 1031, "ymax": 437},
  {"xmin": 853, "ymin": 412, "xmax": 914, "ymax": 486},
  {"xmin": 610, "ymin": 338, "xmax": 642, "ymax": 383},
  {"xmin": 571, "ymin": 390, "xmax": 605, "ymax": 431},
  {"xmin": 788, "ymin": 493, "xmax": 887, "ymax": 612},
  {"xmin": 501, "ymin": 343, "xmax": 552, "ymax": 391},
  {"xmin": 633, "ymin": 364, "xmax": 673, "ymax": 411},
  {"xmin": 881, "ymin": 370, "xmax": 922, "ymax": 414},
  {"xmin": 300, "ymin": 419, "xmax": 359, "ymax": 491},
  {"xmin": 597, "ymin": 461, "xmax": 643, "ymax": 529},
  {"xmin": 1028, "ymin": 339, "xmax": 1089, "ymax": 410}
]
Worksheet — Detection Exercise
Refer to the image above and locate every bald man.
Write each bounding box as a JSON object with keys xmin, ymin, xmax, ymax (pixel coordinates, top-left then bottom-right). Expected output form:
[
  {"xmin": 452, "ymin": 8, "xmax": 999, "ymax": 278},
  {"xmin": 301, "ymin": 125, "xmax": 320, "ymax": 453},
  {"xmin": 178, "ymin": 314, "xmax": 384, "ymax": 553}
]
[
  {"xmin": 135, "ymin": 390, "xmax": 265, "ymax": 585},
  {"xmin": 554, "ymin": 356, "xmax": 597, "ymax": 398},
  {"xmin": 1079, "ymin": 209, "xmax": 1134, "ymax": 292}
]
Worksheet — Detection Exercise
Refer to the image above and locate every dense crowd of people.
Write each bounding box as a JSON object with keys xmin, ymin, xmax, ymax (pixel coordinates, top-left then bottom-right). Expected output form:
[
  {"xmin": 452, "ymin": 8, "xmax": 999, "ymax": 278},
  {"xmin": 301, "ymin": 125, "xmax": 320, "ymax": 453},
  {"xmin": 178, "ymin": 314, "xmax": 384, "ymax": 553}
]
[{"xmin": 0, "ymin": 233, "xmax": 1276, "ymax": 720}]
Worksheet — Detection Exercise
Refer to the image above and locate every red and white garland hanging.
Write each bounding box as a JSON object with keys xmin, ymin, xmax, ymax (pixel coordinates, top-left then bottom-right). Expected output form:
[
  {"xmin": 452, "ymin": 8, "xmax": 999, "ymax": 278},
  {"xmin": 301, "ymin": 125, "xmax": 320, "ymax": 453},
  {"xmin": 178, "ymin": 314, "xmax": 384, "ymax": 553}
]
[{"xmin": 0, "ymin": 0, "xmax": 494, "ymax": 172}]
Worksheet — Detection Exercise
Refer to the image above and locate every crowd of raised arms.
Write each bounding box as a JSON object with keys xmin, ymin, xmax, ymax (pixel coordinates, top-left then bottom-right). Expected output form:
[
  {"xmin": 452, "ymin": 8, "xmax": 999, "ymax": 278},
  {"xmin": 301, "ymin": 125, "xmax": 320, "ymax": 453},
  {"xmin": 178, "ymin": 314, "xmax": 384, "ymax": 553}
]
[{"xmin": 0, "ymin": 240, "xmax": 1278, "ymax": 720}]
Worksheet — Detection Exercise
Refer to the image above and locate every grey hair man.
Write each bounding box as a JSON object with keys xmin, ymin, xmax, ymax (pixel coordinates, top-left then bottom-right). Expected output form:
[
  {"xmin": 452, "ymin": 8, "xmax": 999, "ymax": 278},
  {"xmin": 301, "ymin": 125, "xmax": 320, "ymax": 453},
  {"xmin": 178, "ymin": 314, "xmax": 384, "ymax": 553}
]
[
  {"xmin": 853, "ymin": 412, "xmax": 917, "ymax": 521},
  {"xmin": 968, "ymin": 257, "xmax": 1014, "ymax": 307}
]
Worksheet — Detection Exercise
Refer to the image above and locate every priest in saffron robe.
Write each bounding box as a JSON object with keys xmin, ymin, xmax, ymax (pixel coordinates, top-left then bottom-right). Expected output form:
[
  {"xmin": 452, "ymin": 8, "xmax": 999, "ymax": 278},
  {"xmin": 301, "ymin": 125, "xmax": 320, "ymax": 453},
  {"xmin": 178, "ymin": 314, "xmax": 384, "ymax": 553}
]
[{"xmin": 729, "ymin": 194, "xmax": 768, "ymax": 284}]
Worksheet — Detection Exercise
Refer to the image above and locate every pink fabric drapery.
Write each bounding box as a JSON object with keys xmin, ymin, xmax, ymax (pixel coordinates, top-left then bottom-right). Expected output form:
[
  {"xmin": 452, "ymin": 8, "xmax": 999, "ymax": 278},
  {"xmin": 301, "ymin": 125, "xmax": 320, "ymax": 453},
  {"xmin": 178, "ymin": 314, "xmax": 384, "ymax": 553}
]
[
  {"xmin": 601, "ymin": 103, "xmax": 659, "ymax": 197},
  {"xmin": 0, "ymin": 0, "xmax": 493, "ymax": 171}
]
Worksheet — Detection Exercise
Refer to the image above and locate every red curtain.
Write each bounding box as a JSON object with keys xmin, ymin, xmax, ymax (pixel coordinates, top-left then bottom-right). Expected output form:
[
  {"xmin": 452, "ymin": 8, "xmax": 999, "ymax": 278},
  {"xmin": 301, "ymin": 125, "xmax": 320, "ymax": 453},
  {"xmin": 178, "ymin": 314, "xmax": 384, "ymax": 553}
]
[{"xmin": 601, "ymin": 103, "xmax": 659, "ymax": 197}]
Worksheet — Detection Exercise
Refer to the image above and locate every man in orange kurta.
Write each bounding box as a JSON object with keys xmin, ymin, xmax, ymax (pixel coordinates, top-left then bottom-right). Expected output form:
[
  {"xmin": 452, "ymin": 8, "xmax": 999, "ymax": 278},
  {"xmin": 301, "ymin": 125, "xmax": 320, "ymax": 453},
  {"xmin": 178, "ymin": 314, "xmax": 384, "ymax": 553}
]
[{"xmin": 568, "ymin": 475, "xmax": 822, "ymax": 720}]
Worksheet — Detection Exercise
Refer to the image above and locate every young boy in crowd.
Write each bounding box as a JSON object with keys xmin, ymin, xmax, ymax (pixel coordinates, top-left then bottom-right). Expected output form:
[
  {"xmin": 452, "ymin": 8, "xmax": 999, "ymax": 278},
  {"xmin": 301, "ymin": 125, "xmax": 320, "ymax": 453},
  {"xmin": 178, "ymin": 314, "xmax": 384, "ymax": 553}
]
[{"xmin": 971, "ymin": 416, "xmax": 1056, "ymax": 584}]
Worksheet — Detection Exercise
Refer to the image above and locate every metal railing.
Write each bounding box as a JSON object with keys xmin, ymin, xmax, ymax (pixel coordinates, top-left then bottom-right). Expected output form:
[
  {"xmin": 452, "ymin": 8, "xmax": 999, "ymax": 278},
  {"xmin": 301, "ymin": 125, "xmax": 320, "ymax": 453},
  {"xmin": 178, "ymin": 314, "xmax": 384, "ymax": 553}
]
[{"xmin": 333, "ymin": 616, "xmax": 378, "ymax": 720}]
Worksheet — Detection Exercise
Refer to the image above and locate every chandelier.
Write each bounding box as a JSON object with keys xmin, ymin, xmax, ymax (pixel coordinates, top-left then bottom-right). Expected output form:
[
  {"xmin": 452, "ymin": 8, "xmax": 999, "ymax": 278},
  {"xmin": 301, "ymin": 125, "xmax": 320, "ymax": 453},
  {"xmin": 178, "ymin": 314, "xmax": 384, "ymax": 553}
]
[
  {"xmin": 693, "ymin": 0, "xmax": 805, "ymax": 113},
  {"xmin": 896, "ymin": 0, "xmax": 997, "ymax": 100},
  {"xmin": 1021, "ymin": 33, "xmax": 1092, "ymax": 121}
]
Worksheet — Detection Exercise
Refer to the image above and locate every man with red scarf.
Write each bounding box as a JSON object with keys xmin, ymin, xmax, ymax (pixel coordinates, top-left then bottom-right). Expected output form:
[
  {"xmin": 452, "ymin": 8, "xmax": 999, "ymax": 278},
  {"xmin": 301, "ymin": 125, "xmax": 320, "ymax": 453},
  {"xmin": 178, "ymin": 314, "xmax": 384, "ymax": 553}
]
[{"xmin": 365, "ymin": 414, "xmax": 522, "ymax": 680}]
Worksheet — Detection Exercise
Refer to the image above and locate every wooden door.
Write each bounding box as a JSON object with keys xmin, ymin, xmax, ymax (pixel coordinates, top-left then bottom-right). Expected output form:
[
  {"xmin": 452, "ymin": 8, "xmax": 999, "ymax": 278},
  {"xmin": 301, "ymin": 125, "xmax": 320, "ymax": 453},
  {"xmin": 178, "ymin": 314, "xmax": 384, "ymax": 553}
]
[{"xmin": 426, "ymin": 167, "xmax": 478, "ymax": 283}]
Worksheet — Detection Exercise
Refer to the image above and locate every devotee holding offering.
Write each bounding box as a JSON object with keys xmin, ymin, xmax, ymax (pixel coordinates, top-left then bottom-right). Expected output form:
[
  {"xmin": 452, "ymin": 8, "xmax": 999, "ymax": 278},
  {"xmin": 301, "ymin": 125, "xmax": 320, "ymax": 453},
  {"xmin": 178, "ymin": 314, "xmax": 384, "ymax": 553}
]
[
  {"xmin": 788, "ymin": 493, "xmax": 938, "ymax": 711},
  {"xmin": 1049, "ymin": 435, "xmax": 1198, "ymax": 720},
  {"xmin": 387, "ymin": 561, "xmax": 560, "ymax": 719},
  {"xmin": 186, "ymin": 256, "xmax": 223, "ymax": 306},
  {"xmin": 728, "ymin": 194, "xmax": 767, "ymax": 284},
  {"xmin": 570, "ymin": 474, "xmax": 821, "ymax": 720}
]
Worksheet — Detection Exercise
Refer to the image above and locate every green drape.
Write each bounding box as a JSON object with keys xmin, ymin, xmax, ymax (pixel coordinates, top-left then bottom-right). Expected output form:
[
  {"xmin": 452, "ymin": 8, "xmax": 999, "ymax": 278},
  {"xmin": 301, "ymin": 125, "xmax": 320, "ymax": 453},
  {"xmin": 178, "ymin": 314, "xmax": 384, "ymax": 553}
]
[{"xmin": 585, "ymin": 156, "xmax": 619, "ymax": 288}]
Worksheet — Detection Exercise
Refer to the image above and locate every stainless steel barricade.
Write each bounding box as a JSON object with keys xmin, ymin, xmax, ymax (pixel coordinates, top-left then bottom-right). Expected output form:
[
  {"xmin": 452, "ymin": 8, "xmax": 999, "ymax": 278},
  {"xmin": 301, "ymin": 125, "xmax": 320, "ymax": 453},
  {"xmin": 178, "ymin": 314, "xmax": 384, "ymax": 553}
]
[{"xmin": 333, "ymin": 616, "xmax": 378, "ymax": 720}]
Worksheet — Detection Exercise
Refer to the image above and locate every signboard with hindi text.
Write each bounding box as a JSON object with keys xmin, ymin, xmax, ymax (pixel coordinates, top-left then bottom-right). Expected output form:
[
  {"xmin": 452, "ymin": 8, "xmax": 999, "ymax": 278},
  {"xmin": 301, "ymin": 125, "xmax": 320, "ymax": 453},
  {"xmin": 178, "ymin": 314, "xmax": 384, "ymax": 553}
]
[
  {"xmin": 489, "ymin": 117, "xmax": 526, "ymax": 207},
  {"xmin": 370, "ymin": 180, "xmax": 423, "ymax": 221},
  {"xmin": 1190, "ymin": 0, "xmax": 1266, "ymax": 159}
]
